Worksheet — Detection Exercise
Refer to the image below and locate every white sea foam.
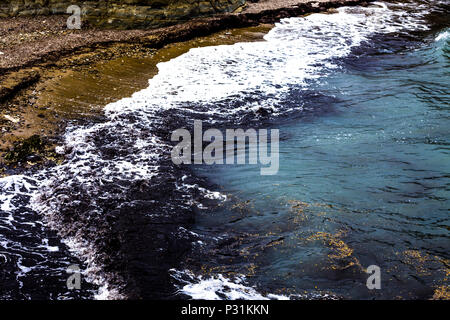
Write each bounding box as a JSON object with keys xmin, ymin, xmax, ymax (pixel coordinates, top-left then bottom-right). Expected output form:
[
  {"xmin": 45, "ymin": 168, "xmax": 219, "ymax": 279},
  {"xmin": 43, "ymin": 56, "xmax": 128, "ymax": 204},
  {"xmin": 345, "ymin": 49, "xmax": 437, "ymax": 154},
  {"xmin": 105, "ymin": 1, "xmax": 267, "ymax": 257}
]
[
  {"xmin": 103, "ymin": 1, "xmax": 429, "ymax": 121},
  {"xmin": 170, "ymin": 269, "xmax": 343, "ymax": 300},
  {"xmin": 435, "ymin": 29, "xmax": 449, "ymax": 42},
  {"xmin": 0, "ymin": 1, "xmax": 434, "ymax": 299},
  {"xmin": 170, "ymin": 269, "xmax": 290, "ymax": 300}
]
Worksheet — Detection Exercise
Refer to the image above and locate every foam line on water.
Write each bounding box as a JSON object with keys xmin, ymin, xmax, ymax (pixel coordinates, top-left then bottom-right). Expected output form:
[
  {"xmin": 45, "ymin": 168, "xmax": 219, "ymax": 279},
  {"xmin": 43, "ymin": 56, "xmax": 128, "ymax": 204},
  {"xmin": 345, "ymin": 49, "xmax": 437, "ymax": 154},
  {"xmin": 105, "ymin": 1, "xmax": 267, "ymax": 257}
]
[{"xmin": 0, "ymin": 1, "xmax": 434, "ymax": 299}]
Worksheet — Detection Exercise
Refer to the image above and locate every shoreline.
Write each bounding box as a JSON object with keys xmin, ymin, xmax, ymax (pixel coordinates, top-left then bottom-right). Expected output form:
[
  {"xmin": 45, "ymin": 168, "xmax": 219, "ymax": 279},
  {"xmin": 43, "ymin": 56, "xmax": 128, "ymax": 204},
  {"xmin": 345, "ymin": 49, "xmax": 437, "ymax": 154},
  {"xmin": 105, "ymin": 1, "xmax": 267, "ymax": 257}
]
[
  {"xmin": 0, "ymin": 0, "xmax": 371, "ymax": 299},
  {"xmin": 0, "ymin": 0, "xmax": 448, "ymax": 301},
  {"xmin": 0, "ymin": 0, "xmax": 368, "ymax": 75},
  {"xmin": 0, "ymin": 0, "xmax": 370, "ymax": 169}
]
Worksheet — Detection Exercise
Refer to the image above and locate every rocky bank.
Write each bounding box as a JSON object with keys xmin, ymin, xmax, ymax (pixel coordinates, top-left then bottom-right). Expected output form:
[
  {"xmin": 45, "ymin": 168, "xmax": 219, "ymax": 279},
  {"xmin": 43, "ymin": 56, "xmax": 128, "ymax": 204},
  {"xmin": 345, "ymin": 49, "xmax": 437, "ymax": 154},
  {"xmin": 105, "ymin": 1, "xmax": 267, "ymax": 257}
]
[
  {"xmin": 0, "ymin": 0, "xmax": 371, "ymax": 299},
  {"xmin": 0, "ymin": 0, "xmax": 246, "ymax": 29}
]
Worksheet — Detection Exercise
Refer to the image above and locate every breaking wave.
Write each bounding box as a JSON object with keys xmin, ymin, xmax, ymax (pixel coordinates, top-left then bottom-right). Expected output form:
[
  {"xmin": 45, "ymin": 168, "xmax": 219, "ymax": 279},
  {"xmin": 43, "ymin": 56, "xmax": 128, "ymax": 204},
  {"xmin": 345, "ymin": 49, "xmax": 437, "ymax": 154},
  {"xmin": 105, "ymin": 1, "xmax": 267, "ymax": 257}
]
[{"xmin": 0, "ymin": 1, "xmax": 440, "ymax": 299}]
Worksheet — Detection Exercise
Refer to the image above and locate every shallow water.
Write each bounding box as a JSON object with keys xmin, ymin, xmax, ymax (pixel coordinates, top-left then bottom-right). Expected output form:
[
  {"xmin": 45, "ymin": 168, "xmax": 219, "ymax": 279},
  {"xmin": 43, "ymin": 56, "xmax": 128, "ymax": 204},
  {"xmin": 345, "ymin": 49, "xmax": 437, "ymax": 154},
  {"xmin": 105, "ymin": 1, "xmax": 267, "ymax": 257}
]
[{"xmin": 0, "ymin": 0, "xmax": 448, "ymax": 299}]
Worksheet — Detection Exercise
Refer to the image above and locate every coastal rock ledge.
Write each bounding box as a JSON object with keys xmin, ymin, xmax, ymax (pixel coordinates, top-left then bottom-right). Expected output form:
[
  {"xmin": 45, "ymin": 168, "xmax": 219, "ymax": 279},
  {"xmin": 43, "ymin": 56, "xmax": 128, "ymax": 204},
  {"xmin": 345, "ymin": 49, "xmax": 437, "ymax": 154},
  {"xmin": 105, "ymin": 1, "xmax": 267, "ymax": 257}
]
[{"xmin": 0, "ymin": 0, "xmax": 246, "ymax": 29}]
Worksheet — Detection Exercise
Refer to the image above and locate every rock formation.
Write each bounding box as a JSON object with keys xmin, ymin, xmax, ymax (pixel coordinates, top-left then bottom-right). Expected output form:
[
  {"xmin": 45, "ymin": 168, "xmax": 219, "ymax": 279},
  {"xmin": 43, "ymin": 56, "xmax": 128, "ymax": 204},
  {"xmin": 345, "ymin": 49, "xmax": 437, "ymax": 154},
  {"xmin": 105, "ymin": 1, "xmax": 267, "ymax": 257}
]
[{"xmin": 0, "ymin": 0, "xmax": 247, "ymax": 28}]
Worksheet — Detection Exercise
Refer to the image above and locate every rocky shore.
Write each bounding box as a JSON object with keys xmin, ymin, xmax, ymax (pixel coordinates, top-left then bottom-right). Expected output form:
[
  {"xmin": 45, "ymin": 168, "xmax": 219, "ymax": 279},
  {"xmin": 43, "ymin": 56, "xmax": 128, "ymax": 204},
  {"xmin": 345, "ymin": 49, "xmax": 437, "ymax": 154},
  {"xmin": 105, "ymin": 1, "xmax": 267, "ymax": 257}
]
[
  {"xmin": 0, "ymin": 0, "xmax": 370, "ymax": 171},
  {"xmin": 1, "ymin": 0, "xmax": 246, "ymax": 29},
  {"xmin": 1, "ymin": 0, "xmax": 367, "ymax": 73},
  {"xmin": 0, "ymin": 0, "xmax": 373, "ymax": 300}
]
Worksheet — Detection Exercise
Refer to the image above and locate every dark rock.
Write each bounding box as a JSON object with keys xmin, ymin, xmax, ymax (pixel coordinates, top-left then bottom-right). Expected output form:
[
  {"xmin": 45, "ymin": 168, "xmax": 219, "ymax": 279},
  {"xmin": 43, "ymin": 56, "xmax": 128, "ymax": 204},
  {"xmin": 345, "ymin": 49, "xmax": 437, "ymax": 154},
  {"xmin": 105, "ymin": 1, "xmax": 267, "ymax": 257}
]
[{"xmin": 0, "ymin": 0, "xmax": 247, "ymax": 29}]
